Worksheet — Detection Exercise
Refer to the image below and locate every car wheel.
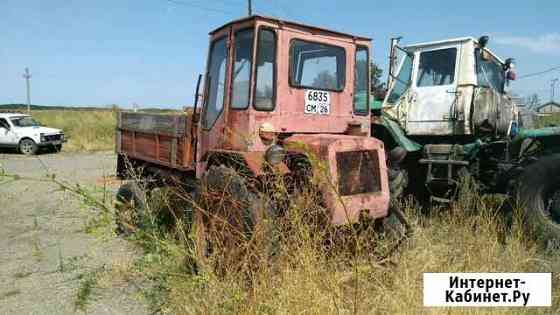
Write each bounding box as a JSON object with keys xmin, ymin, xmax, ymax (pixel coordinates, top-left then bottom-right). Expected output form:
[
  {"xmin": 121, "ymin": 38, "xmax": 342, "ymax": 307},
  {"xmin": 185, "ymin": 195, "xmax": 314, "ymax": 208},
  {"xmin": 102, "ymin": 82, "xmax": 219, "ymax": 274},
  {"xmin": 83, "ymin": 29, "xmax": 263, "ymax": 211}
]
[{"xmin": 19, "ymin": 139, "xmax": 38, "ymax": 156}]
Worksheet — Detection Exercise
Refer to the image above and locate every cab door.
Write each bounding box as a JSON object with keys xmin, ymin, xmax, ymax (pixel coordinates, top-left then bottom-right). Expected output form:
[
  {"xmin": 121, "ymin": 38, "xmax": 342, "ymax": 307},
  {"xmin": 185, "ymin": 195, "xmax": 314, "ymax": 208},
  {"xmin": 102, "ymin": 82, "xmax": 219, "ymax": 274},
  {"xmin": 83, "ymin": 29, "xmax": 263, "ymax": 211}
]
[
  {"xmin": 199, "ymin": 31, "xmax": 232, "ymax": 165},
  {"xmin": 406, "ymin": 46, "xmax": 459, "ymax": 135},
  {"xmin": 0, "ymin": 118, "xmax": 15, "ymax": 145}
]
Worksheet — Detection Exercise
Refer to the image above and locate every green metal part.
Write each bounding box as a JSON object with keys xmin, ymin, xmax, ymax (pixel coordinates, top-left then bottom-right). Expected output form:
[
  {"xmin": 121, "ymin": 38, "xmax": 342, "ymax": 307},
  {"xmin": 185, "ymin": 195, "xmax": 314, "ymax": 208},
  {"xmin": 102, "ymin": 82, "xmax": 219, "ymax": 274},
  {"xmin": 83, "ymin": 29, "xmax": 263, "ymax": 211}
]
[
  {"xmin": 371, "ymin": 98, "xmax": 383, "ymax": 111},
  {"xmin": 378, "ymin": 115, "xmax": 422, "ymax": 152},
  {"xmin": 515, "ymin": 126, "xmax": 560, "ymax": 139},
  {"xmin": 511, "ymin": 126, "xmax": 560, "ymax": 156}
]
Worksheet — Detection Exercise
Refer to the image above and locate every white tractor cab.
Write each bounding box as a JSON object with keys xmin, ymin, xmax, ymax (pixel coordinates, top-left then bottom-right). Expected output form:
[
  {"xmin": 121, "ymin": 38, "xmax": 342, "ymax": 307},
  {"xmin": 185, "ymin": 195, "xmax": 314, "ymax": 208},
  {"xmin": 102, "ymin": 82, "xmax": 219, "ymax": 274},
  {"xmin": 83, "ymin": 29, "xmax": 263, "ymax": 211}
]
[
  {"xmin": 0, "ymin": 113, "xmax": 65, "ymax": 155},
  {"xmin": 382, "ymin": 36, "xmax": 518, "ymax": 139}
]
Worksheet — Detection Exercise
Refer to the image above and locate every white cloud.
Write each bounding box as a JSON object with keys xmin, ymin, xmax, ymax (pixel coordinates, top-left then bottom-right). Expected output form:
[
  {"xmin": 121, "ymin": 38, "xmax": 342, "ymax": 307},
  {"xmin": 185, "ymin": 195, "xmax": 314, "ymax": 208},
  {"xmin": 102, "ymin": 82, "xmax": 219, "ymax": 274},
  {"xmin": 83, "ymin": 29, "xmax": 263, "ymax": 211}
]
[{"xmin": 495, "ymin": 33, "xmax": 560, "ymax": 54}]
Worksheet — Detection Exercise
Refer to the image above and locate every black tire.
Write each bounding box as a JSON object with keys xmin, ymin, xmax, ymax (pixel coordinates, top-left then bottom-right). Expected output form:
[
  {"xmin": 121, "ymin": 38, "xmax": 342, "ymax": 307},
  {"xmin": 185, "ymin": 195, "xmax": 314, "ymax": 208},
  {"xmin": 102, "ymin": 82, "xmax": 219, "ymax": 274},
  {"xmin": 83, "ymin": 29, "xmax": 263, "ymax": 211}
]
[
  {"xmin": 194, "ymin": 165, "xmax": 271, "ymax": 271},
  {"xmin": 19, "ymin": 138, "xmax": 38, "ymax": 156},
  {"xmin": 389, "ymin": 167, "xmax": 408, "ymax": 200},
  {"xmin": 517, "ymin": 154, "xmax": 560, "ymax": 247},
  {"xmin": 115, "ymin": 182, "xmax": 147, "ymax": 236},
  {"xmin": 383, "ymin": 167, "xmax": 409, "ymax": 234}
]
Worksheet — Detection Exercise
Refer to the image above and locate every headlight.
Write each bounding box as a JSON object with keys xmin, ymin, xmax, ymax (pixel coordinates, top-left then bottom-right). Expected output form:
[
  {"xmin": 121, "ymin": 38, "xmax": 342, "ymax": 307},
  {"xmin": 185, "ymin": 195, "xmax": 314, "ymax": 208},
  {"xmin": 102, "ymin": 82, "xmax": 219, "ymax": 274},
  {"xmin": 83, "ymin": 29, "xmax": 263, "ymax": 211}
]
[
  {"xmin": 60, "ymin": 133, "xmax": 64, "ymax": 140},
  {"xmin": 265, "ymin": 144, "xmax": 286, "ymax": 165},
  {"xmin": 40, "ymin": 133, "xmax": 46, "ymax": 142}
]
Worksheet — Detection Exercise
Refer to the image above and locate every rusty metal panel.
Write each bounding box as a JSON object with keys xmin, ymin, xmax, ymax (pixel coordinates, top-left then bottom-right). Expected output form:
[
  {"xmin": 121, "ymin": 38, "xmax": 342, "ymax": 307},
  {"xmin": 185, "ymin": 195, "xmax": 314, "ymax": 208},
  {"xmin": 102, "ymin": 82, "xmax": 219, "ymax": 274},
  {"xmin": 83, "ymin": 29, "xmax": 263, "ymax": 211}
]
[
  {"xmin": 116, "ymin": 130, "xmax": 122, "ymax": 153},
  {"xmin": 472, "ymin": 87, "xmax": 515, "ymax": 136},
  {"xmin": 170, "ymin": 138, "xmax": 177, "ymax": 168},
  {"xmin": 135, "ymin": 132, "xmax": 157, "ymax": 160},
  {"xmin": 158, "ymin": 136, "xmax": 172, "ymax": 163},
  {"xmin": 336, "ymin": 150, "xmax": 381, "ymax": 196},
  {"xmin": 120, "ymin": 112, "xmax": 187, "ymax": 135},
  {"xmin": 121, "ymin": 131, "xmax": 133, "ymax": 152}
]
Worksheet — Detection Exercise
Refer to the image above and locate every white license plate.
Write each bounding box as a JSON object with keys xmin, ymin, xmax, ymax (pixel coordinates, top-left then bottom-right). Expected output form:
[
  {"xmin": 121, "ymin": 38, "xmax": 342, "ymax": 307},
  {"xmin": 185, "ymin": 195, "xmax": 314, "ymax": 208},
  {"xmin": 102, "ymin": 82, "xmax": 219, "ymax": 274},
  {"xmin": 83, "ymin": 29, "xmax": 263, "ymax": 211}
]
[{"xmin": 304, "ymin": 90, "xmax": 330, "ymax": 115}]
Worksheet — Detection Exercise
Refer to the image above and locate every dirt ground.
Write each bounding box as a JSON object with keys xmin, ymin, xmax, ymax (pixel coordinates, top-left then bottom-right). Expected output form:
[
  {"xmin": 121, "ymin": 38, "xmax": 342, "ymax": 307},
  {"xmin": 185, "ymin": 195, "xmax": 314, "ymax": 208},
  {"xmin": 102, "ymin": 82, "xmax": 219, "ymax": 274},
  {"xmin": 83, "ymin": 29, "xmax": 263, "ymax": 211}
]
[{"xmin": 0, "ymin": 151, "xmax": 148, "ymax": 314}]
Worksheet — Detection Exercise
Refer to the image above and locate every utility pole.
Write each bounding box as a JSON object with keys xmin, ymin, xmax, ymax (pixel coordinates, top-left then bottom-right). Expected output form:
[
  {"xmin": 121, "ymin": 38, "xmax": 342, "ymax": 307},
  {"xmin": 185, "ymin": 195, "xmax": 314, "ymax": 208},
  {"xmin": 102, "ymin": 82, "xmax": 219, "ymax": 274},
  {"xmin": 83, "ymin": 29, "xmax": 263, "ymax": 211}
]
[
  {"xmin": 551, "ymin": 78, "xmax": 559, "ymax": 102},
  {"xmin": 23, "ymin": 68, "xmax": 32, "ymax": 113},
  {"xmin": 248, "ymin": 0, "xmax": 252, "ymax": 16}
]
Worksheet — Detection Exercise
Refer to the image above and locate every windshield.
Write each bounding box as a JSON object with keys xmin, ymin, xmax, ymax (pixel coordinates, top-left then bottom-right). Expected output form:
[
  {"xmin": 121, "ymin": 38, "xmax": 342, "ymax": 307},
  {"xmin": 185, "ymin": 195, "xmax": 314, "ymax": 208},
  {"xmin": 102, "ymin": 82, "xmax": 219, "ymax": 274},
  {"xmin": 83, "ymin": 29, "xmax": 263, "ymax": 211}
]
[
  {"xmin": 10, "ymin": 116, "xmax": 40, "ymax": 127},
  {"xmin": 290, "ymin": 40, "xmax": 346, "ymax": 91},
  {"xmin": 386, "ymin": 52, "xmax": 413, "ymax": 104},
  {"xmin": 475, "ymin": 48, "xmax": 505, "ymax": 93},
  {"xmin": 203, "ymin": 36, "xmax": 228, "ymax": 129}
]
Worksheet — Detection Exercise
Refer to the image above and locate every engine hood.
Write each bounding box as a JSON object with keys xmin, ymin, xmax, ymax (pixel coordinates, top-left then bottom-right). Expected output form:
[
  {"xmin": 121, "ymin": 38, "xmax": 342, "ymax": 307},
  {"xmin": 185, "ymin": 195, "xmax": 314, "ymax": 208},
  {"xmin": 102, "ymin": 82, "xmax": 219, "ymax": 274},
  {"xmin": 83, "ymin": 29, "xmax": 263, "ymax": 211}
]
[{"xmin": 16, "ymin": 126, "xmax": 63, "ymax": 135}]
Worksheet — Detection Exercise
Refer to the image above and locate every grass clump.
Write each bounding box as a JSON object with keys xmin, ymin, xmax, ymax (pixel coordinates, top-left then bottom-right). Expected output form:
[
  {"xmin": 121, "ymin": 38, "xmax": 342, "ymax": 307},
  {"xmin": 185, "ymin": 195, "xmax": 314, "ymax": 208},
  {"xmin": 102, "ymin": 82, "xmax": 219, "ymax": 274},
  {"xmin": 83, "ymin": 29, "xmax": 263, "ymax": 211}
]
[{"xmin": 33, "ymin": 110, "xmax": 116, "ymax": 152}]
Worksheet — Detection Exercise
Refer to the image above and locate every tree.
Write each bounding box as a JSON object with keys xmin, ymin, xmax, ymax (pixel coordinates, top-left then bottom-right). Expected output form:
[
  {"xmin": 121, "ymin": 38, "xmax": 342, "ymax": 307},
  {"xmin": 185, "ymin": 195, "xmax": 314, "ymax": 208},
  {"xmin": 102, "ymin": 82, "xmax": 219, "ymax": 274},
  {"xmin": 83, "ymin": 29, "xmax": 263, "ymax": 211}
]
[
  {"xmin": 526, "ymin": 93, "xmax": 541, "ymax": 110},
  {"xmin": 370, "ymin": 62, "xmax": 386, "ymax": 100},
  {"xmin": 312, "ymin": 71, "xmax": 337, "ymax": 90}
]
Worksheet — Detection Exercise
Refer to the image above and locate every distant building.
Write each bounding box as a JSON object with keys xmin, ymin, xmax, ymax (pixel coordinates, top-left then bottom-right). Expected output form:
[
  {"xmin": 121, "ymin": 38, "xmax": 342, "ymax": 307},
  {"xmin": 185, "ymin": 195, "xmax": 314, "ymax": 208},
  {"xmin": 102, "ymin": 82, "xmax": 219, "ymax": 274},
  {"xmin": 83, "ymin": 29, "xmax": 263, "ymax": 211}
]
[{"xmin": 536, "ymin": 101, "xmax": 560, "ymax": 113}]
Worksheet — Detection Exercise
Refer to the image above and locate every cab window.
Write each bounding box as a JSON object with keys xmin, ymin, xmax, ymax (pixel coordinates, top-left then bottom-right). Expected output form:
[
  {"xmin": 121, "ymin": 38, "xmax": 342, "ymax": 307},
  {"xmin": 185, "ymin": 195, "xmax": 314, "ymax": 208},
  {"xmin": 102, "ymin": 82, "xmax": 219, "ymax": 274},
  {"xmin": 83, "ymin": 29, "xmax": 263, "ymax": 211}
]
[
  {"xmin": 231, "ymin": 29, "xmax": 253, "ymax": 109},
  {"xmin": 387, "ymin": 52, "xmax": 413, "ymax": 104},
  {"xmin": 475, "ymin": 48, "xmax": 505, "ymax": 93},
  {"xmin": 203, "ymin": 37, "xmax": 228, "ymax": 129},
  {"xmin": 416, "ymin": 48, "xmax": 456, "ymax": 87},
  {"xmin": 0, "ymin": 118, "xmax": 9, "ymax": 129},
  {"xmin": 290, "ymin": 40, "xmax": 346, "ymax": 91},
  {"xmin": 353, "ymin": 46, "xmax": 369, "ymax": 114},
  {"xmin": 254, "ymin": 28, "xmax": 276, "ymax": 111}
]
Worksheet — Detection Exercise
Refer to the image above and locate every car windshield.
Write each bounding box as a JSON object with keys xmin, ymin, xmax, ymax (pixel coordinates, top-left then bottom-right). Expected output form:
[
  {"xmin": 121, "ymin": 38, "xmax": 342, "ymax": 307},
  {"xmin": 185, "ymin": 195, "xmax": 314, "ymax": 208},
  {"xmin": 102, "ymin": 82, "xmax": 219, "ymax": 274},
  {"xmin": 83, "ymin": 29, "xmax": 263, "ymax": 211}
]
[{"xmin": 10, "ymin": 116, "xmax": 40, "ymax": 127}]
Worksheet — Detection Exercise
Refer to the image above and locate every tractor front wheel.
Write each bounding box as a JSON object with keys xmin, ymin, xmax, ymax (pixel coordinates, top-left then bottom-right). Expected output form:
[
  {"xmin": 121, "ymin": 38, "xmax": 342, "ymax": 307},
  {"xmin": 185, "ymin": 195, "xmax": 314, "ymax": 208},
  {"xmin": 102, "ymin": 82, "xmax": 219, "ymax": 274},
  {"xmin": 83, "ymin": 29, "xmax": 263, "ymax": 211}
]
[{"xmin": 194, "ymin": 165, "xmax": 270, "ymax": 272}]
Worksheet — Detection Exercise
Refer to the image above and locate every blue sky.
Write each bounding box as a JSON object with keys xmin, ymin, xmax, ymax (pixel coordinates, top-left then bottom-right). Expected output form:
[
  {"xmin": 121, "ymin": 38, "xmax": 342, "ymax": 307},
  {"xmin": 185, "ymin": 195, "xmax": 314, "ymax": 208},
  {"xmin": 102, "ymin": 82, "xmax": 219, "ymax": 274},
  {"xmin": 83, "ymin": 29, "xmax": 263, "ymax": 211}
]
[{"xmin": 1, "ymin": 0, "xmax": 559, "ymax": 107}]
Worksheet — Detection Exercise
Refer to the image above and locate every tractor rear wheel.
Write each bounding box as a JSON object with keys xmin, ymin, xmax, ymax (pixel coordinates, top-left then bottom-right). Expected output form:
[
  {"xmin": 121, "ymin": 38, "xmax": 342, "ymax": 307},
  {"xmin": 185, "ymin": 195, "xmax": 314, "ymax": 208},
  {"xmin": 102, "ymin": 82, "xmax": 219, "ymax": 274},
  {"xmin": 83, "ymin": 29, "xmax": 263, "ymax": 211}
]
[{"xmin": 517, "ymin": 154, "xmax": 560, "ymax": 248}]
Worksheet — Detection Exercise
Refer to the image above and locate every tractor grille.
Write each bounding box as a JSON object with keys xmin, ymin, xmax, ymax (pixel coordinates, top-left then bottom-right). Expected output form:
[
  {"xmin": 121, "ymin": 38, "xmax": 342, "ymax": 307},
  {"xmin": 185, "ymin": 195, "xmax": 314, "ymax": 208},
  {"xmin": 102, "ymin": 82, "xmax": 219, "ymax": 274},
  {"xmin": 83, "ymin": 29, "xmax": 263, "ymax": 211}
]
[{"xmin": 336, "ymin": 150, "xmax": 381, "ymax": 196}]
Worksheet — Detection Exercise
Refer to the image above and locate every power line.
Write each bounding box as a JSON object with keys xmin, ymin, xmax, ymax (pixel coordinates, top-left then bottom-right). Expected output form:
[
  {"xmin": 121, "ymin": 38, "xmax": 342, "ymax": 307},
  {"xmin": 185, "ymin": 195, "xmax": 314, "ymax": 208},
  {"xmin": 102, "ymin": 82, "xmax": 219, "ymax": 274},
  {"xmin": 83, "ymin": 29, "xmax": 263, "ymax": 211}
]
[
  {"xmin": 518, "ymin": 65, "xmax": 560, "ymax": 79},
  {"xmin": 166, "ymin": 0, "xmax": 231, "ymax": 14},
  {"xmin": 551, "ymin": 78, "xmax": 559, "ymax": 102}
]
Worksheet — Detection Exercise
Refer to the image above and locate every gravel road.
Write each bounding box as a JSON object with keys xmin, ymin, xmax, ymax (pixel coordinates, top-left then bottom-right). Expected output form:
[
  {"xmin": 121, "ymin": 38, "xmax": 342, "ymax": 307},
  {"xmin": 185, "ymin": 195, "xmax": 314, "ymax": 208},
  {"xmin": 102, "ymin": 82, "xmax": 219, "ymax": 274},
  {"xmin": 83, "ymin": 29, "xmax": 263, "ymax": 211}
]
[{"xmin": 0, "ymin": 151, "xmax": 148, "ymax": 314}]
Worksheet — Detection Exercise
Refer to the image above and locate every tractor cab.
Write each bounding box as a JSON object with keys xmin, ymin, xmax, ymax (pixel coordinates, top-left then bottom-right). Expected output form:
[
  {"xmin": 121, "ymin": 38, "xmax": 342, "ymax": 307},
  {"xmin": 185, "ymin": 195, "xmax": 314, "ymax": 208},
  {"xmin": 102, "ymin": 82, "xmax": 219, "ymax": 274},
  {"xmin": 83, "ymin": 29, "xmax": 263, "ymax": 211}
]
[
  {"xmin": 200, "ymin": 15, "xmax": 373, "ymax": 160},
  {"xmin": 382, "ymin": 37, "xmax": 517, "ymax": 139}
]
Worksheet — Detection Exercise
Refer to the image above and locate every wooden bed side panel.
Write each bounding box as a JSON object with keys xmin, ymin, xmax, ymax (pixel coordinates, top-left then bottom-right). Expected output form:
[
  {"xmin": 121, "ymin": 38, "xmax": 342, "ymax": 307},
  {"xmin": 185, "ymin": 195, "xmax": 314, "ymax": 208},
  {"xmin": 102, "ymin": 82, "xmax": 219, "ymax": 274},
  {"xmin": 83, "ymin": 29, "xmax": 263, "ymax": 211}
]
[{"xmin": 117, "ymin": 112, "xmax": 195, "ymax": 171}]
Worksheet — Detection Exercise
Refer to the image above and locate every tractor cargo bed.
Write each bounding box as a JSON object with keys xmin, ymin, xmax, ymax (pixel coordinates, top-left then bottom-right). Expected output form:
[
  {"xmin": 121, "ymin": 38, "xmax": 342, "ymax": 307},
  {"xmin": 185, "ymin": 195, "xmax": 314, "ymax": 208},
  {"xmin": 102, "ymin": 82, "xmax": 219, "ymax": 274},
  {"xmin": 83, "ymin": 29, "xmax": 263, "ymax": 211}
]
[{"xmin": 116, "ymin": 111, "xmax": 195, "ymax": 171}]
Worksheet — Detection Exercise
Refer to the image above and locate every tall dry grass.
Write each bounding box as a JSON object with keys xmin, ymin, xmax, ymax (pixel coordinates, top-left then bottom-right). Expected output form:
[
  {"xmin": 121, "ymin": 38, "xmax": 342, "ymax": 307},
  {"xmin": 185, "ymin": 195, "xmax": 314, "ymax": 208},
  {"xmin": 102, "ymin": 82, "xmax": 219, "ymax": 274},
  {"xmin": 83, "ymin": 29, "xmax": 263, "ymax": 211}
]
[
  {"xmin": 110, "ymin": 171, "xmax": 560, "ymax": 315},
  {"xmin": 33, "ymin": 110, "xmax": 116, "ymax": 152}
]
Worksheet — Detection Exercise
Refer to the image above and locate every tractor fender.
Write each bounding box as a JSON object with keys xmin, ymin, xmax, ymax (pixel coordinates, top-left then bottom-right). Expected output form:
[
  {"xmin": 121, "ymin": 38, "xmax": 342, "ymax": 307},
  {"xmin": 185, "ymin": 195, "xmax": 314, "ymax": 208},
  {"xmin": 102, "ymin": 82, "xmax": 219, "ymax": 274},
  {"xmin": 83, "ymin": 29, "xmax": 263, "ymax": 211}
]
[
  {"xmin": 197, "ymin": 149, "xmax": 289, "ymax": 178},
  {"xmin": 372, "ymin": 115, "xmax": 422, "ymax": 153}
]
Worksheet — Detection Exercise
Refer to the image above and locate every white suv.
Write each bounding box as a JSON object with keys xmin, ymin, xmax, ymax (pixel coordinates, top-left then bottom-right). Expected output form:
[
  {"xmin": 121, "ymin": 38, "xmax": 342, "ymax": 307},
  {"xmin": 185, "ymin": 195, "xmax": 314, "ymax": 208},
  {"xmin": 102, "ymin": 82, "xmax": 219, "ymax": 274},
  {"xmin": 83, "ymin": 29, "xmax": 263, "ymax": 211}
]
[{"xmin": 0, "ymin": 113, "xmax": 66, "ymax": 155}]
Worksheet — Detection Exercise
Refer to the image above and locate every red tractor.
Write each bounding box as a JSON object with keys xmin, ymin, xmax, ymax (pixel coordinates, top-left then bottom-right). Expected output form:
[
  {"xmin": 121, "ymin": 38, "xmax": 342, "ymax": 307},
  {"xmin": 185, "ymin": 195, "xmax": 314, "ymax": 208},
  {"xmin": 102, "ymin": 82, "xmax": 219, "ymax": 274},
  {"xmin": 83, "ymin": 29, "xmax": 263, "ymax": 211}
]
[{"xmin": 115, "ymin": 16, "xmax": 396, "ymax": 260}]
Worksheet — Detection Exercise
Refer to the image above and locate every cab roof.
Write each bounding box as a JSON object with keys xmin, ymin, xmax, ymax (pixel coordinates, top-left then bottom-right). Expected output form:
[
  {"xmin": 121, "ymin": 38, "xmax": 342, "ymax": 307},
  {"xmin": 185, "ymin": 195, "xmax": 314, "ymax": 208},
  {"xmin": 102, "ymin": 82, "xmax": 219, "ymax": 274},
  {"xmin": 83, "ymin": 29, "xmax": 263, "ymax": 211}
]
[
  {"xmin": 404, "ymin": 36, "xmax": 505, "ymax": 64},
  {"xmin": 209, "ymin": 15, "xmax": 372, "ymax": 41}
]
